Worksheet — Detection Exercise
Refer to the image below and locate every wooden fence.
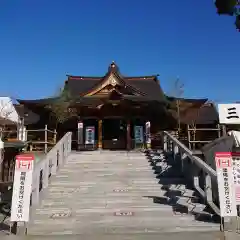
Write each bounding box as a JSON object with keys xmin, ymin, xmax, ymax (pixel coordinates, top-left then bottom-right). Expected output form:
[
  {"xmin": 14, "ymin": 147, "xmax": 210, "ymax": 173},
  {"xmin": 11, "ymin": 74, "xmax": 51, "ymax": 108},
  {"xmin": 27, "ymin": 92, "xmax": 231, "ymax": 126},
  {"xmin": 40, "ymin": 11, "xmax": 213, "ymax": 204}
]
[{"xmin": 0, "ymin": 125, "xmax": 57, "ymax": 153}]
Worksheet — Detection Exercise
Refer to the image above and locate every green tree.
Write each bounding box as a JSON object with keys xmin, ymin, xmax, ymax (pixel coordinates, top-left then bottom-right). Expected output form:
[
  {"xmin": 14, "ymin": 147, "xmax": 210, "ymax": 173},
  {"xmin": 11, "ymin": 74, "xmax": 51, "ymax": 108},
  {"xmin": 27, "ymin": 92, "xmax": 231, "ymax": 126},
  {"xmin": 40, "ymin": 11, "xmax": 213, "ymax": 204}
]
[
  {"xmin": 45, "ymin": 87, "xmax": 78, "ymax": 128},
  {"xmin": 214, "ymin": 0, "xmax": 240, "ymax": 30}
]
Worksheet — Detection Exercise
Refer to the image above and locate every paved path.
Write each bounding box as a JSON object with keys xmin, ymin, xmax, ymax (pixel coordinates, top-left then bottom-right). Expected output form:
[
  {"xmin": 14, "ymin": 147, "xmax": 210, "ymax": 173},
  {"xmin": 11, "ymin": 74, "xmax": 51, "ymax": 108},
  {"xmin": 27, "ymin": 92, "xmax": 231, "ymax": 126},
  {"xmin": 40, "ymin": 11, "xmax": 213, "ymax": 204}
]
[
  {"xmin": 1, "ymin": 231, "xmax": 228, "ymax": 240},
  {"xmin": 25, "ymin": 150, "xmax": 219, "ymax": 236}
]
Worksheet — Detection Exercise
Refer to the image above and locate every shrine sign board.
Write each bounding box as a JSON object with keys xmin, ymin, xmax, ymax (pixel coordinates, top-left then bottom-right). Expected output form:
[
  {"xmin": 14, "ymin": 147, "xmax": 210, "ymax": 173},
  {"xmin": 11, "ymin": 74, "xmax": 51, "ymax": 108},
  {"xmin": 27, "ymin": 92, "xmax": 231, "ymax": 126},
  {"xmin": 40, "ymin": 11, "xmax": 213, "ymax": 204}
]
[
  {"xmin": 231, "ymin": 152, "xmax": 240, "ymax": 204},
  {"xmin": 218, "ymin": 104, "xmax": 240, "ymax": 124},
  {"xmin": 145, "ymin": 121, "xmax": 151, "ymax": 145},
  {"xmin": 85, "ymin": 126, "xmax": 95, "ymax": 145},
  {"xmin": 10, "ymin": 154, "xmax": 34, "ymax": 222},
  {"xmin": 134, "ymin": 126, "xmax": 144, "ymax": 144},
  {"xmin": 215, "ymin": 152, "xmax": 237, "ymax": 217}
]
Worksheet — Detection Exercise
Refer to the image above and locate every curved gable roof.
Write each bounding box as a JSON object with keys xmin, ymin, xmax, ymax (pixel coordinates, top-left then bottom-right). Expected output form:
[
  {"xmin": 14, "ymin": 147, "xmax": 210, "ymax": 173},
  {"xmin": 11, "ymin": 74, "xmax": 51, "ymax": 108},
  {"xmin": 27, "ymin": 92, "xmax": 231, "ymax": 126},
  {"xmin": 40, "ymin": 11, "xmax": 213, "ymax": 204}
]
[{"xmin": 66, "ymin": 62, "xmax": 166, "ymax": 102}]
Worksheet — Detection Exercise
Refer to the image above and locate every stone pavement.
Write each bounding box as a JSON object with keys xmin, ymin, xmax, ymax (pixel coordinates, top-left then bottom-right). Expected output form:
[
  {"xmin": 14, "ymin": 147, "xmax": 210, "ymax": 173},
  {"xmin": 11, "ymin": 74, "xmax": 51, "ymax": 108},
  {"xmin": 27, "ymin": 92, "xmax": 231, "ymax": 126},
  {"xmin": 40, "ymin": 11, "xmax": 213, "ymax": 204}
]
[{"xmin": 0, "ymin": 231, "xmax": 227, "ymax": 240}]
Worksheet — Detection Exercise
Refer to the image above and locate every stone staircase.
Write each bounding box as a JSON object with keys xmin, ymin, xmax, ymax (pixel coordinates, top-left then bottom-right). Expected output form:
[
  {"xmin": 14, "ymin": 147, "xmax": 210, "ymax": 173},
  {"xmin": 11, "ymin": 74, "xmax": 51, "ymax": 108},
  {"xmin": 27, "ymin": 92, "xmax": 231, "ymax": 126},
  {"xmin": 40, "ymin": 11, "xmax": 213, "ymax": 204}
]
[{"xmin": 27, "ymin": 150, "xmax": 220, "ymax": 237}]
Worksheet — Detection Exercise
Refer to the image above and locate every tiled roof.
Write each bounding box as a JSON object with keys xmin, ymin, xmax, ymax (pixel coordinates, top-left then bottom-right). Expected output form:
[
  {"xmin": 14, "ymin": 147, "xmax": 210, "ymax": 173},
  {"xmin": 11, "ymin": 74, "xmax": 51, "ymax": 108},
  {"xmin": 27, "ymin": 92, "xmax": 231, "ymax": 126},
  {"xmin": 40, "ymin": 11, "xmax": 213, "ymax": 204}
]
[
  {"xmin": 14, "ymin": 104, "xmax": 40, "ymax": 125},
  {"xmin": 65, "ymin": 62, "xmax": 166, "ymax": 102},
  {"xmin": 180, "ymin": 103, "xmax": 219, "ymax": 125}
]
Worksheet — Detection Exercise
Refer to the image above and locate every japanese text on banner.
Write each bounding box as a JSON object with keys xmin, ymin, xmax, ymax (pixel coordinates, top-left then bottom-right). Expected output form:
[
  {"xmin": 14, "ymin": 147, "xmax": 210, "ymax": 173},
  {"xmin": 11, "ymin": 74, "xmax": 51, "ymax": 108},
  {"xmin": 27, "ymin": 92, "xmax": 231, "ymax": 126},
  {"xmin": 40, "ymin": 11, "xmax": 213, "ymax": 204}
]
[{"xmin": 215, "ymin": 153, "xmax": 237, "ymax": 217}]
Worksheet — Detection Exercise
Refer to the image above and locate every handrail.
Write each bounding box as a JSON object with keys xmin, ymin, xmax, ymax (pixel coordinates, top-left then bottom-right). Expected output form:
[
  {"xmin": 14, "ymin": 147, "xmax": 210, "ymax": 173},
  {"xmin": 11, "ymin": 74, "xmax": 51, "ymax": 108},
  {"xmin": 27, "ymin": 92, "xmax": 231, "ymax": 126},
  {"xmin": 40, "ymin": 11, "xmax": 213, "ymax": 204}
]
[
  {"xmin": 163, "ymin": 131, "xmax": 220, "ymax": 217},
  {"xmin": 30, "ymin": 132, "xmax": 72, "ymax": 206},
  {"xmin": 164, "ymin": 131, "xmax": 217, "ymax": 178}
]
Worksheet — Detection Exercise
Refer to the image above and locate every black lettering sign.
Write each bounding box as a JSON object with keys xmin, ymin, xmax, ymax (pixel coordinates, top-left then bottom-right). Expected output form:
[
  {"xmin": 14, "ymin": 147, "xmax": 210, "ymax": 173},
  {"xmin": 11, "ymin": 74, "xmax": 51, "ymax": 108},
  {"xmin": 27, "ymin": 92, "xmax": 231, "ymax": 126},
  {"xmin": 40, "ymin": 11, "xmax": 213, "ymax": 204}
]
[
  {"xmin": 222, "ymin": 168, "xmax": 232, "ymax": 214},
  {"xmin": 17, "ymin": 172, "xmax": 26, "ymax": 219},
  {"xmin": 226, "ymin": 107, "xmax": 239, "ymax": 119}
]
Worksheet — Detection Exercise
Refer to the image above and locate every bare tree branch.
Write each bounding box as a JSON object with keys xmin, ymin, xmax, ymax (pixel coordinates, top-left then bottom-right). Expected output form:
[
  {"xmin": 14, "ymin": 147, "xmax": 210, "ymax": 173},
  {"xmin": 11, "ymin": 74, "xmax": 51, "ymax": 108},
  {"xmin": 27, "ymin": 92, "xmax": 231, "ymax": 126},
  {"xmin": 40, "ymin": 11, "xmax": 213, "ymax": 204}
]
[
  {"xmin": 0, "ymin": 98, "xmax": 18, "ymax": 140},
  {"xmin": 168, "ymin": 78, "xmax": 185, "ymax": 132}
]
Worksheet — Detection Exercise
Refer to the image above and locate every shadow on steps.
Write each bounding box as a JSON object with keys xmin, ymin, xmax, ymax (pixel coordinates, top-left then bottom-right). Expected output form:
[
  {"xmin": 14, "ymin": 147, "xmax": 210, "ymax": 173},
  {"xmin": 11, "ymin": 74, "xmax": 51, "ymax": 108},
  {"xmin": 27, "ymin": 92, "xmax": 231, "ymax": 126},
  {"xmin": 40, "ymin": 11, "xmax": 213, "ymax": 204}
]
[{"xmin": 144, "ymin": 149, "xmax": 220, "ymax": 224}]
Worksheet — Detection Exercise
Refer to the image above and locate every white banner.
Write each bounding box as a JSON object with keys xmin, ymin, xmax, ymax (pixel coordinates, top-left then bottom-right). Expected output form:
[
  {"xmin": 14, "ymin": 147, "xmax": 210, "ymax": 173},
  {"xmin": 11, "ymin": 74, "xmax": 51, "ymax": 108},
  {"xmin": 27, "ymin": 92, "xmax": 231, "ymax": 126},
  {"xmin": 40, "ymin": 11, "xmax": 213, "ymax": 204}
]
[
  {"xmin": 134, "ymin": 126, "xmax": 143, "ymax": 143},
  {"xmin": 11, "ymin": 154, "xmax": 34, "ymax": 222},
  {"xmin": 78, "ymin": 121, "xmax": 83, "ymax": 129},
  {"xmin": 85, "ymin": 126, "xmax": 95, "ymax": 144},
  {"xmin": 145, "ymin": 121, "xmax": 151, "ymax": 144},
  {"xmin": 215, "ymin": 152, "xmax": 237, "ymax": 217},
  {"xmin": 218, "ymin": 104, "xmax": 240, "ymax": 124},
  {"xmin": 0, "ymin": 139, "xmax": 4, "ymax": 165},
  {"xmin": 232, "ymin": 153, "xmax": 240, "ymax": 204}
]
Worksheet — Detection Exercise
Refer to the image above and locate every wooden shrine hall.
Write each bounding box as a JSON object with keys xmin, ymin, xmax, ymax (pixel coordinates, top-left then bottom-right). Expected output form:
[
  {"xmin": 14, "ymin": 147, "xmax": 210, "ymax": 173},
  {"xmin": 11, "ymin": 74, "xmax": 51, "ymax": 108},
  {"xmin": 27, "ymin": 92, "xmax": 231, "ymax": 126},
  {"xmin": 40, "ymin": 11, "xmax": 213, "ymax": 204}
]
[{"xmin": 17, "ymin": 62, "xmax": 219, "ymax": 151}]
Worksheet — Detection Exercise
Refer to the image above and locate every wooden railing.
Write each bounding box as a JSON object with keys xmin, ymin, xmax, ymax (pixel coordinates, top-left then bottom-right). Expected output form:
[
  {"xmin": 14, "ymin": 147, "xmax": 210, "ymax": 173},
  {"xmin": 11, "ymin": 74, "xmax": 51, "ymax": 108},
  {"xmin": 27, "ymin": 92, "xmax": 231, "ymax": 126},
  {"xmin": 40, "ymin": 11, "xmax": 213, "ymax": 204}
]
[
  {"xmin": 163, "ymin": 131, "xmax": 240, "ymax": 234},
  {"xmin": 27, "ymin": 125, "xmax": 57, "ymax": 153},
  {"xmin": 186, "ymin": 125, "xmax": 222, "ymax": 151},
  {"xmin": 0, "ymin": 125, "xmax": 57, "ymax": 153}
]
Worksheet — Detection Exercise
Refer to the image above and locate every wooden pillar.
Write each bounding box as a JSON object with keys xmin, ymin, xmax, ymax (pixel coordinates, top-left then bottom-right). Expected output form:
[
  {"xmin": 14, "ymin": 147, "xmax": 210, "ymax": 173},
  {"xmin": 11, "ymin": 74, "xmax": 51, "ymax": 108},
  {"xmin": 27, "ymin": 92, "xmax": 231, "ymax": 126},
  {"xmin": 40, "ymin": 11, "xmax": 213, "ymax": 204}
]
[
  {"xmin": 98, "ymin": 119, "xmax": 103, "ymax": 149},
  {"xmin": 127, "ymin": 120, "xmax": 131, "ymax": 150}
]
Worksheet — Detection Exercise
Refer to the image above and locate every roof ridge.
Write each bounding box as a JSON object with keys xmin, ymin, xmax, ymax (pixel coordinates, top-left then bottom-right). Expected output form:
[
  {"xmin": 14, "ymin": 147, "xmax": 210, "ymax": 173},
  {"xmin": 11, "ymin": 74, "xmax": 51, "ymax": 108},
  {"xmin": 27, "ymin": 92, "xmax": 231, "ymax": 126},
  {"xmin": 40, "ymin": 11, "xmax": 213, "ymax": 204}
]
[
  {"xmin": 67, "ymin": 75, "xmax": 102, "ymax": 80},
  {"xmin": 124, "ymin": 75, "xmax": 158, "ymax": 80},
  {"xmin": 67, "ymin": 75, "xmax": 159, "ymax": 81}
]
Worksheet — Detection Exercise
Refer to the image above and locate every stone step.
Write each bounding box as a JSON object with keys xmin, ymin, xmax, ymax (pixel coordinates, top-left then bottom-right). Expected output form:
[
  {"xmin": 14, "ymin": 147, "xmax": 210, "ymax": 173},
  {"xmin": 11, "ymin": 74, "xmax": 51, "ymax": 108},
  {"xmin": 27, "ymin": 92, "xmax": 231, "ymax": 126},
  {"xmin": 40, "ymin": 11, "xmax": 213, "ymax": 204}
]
[
  {"xmin": 48, "ymin": 181, "xmax": 167, "ymax": 187},
  {"xmin": 54, "ymin": 176, "xmax": 157, "ymax": 180},
  {"xmin": 46, "ymin": 185, "xmax": 187, "ymax": 193},
  {"xmin": 28, "ymin": 221, "xmax": 219, "ymax": 236},
  {"xmin": 41, "ymin": 197, "xmax": 166, "ymax": 204},
  {"xmin": 59, "ymin": 168, "xmax": 154, "ymax": 172},
  {"xmin": 33, "ymin": 207, "xmax": 178, "ymax": 218},
  {"xmin": 5, "ymin": 231, "xmax": 222, "ymax": 239},
  {"xmin": 49, "ymin": 181, "xmax": 186, "ymax": 187},
  {"xmin": 30, "ymin": 216, "xmax": 218, "ymax": 227},
  {"xmin": 46, "ymin": 187, "xmax": 166, "ymax": 192},
  {"xmin": 40, "ymin": 196, "xmax": 194, "ymax": 209},
  {"xmin": 28, "ymin": 151, "xmax": 218, "ymax": 236},
  {"xmin": 40, "ymin": 200, "xmax": 169, "ymax": 208},
  {"xmin": 45, "ymin": 193, "xmax": 168, "ymax": 200},
  {"xmin": 57, "ymin": 172, "xmax": 156, "ymax": 176},
  {"xmin": 53, "ymin": 178, "xmax": 160, "ymax": 184},
  {"xmin": 31, "ymin": 215, "xmax": 196, "ymax": 226},
  {"xmin": 46, "ymin": 186, "xmax": 167, "ymax": 191},
  {"xmin": 48, "ymin": 182, "xmax": 164, "ymax": 187},
  {"xmin": 62, "ymin": 167, "xmax": 153, "ymax": 170},
  {"xmin": 33, "ymin": 205, "xmax": 187, "ymax": 215},
  {"xmin": 69, "ymin": 159, "xmax": 148, "ymax": 164}
]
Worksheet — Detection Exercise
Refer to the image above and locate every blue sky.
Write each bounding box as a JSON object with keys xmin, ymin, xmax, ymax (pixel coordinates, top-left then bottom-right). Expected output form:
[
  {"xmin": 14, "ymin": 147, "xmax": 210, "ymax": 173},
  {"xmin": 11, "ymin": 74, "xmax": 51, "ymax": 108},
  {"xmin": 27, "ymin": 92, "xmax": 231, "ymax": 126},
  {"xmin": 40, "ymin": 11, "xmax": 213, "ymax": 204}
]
[{"xmin": 0, "ymin": 0, "xmax": 239, "ymax": 103}]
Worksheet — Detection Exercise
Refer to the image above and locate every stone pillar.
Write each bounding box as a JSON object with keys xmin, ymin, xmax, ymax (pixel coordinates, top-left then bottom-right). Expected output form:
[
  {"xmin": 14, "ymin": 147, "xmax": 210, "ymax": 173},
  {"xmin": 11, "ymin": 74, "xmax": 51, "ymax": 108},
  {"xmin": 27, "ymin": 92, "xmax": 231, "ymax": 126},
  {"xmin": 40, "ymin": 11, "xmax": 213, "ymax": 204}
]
[
  {"xmin": 127, "ymin": 120, "xmax": 131, "ymax": 150},
  {"xmin": 98, "ymin": 119, "xmax": 103, "ymax": 149}
]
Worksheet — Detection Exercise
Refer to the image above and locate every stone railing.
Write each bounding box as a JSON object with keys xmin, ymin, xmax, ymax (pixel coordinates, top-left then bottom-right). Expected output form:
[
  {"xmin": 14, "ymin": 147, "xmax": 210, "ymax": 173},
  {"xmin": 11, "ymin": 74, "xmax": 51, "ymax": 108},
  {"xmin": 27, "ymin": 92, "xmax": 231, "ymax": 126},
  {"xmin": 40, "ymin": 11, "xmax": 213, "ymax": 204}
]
[
  {"xmin": 31, "ymin": 132, "xmax": 72, "ymax": 206},
  {"xmin": 163, "ymin": 131, "xmax": 240, "ymax": 233}
]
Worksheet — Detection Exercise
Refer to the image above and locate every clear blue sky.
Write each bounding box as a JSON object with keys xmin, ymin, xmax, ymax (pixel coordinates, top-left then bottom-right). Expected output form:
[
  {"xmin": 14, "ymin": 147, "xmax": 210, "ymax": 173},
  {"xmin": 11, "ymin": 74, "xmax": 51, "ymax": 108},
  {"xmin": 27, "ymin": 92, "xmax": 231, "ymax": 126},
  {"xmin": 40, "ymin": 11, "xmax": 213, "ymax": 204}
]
[{"xmin": 0, "ymin": 0, "xmax": 239, "ymax": 102}]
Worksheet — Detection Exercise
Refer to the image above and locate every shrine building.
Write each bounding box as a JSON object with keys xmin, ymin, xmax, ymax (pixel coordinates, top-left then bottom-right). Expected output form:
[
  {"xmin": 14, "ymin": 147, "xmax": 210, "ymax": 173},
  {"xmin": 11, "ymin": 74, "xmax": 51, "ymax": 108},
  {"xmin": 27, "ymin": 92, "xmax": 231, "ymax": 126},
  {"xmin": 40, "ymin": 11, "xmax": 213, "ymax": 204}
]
[{"xmin": 17, "ymin": 62, "xmax": 219, "ymax": 151}]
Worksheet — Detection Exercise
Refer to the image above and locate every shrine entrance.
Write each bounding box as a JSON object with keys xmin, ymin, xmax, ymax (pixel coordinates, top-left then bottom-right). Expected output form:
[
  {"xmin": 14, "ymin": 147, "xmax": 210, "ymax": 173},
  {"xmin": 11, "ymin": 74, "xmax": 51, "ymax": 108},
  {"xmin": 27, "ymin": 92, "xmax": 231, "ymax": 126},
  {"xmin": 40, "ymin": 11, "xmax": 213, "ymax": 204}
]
[{"xmin": 102, "ymin": 119, "xmax": 127, "ymax": 150}]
